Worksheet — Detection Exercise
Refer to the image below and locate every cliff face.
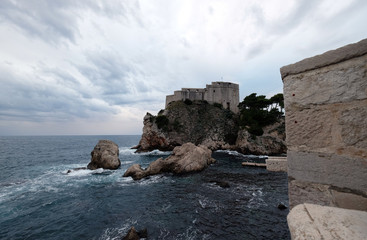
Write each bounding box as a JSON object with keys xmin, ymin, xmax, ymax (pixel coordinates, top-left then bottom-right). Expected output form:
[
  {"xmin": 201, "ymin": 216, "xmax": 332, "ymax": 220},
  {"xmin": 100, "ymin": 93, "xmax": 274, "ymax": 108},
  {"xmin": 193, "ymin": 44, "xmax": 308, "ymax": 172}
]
[{"xmin": 135, "ymin": 100, "xmax": 286, "ymax": 155}]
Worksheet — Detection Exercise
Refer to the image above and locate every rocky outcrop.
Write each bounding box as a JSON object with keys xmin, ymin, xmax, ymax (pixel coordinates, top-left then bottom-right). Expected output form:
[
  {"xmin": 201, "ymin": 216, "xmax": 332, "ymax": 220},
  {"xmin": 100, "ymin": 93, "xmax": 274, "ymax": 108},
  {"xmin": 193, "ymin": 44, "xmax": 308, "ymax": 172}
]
[
  {"xmin": 235, "ymin": 119, "xmax": 286, "ymax": 155},
  {"xmin": 135, "ymin": 101, "xmax": 286, "ymax": 155},
  {"xmin": 124, "ymin": 143, "xmax": 215, "ymax": 180},
  {"xmin": 122, "ymin": 227, "xmax": 147, "ymax": 240},
  {"xmin": 87, "ymin": 140, "xmax": 121, "ymax": 170}
]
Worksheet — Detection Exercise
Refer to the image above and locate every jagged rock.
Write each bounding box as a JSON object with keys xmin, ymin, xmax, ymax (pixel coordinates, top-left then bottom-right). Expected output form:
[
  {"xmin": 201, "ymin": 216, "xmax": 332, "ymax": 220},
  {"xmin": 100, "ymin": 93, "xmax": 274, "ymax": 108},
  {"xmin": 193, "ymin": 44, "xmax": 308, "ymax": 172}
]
[
  {"xmin": 123, "ymin": 164, "xmax": 146, "ymax": 180},
  {"xmin": 278, "ymin": 203, "xmax": 288, "ymax": 210},
  {"xmin": 210, "ymin": 180, "xmax": 230, "ymax": 188},
  {"xmin": 87, "ymin": 140, "xmax": 121, "ymax": 170},
  {"xmin": 124, "ymin": 143, "xmax": 216, "ymax": 180},
  {"xmin": 122, "ymin": 227, "xmax": 148, "ymax": 240},
  {"xmin": 235, "ymin": 119, "xmax": 286, "ymax": 155},
  {"xmin": 135, "ymin": 101, "xmax": 286, "ymax": 155}
]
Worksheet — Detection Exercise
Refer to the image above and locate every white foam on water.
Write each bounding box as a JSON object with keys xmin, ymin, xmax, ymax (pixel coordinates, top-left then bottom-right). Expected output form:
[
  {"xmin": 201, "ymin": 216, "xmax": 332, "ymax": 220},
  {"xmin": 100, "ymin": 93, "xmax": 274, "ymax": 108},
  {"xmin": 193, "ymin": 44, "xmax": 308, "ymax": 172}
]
[
  {"xmin": 215, "ymin": 149, "xmax": 268, "ymax": 158},
  {"xmin": 66, "ymin": 168, "xmax": 95, "ymax": 176},
  {"xmin": 197, "ymin": 194, "xmax": 222, "ymax": 212},
  {"xmin": 120, "ymin": 160, "xmax": 135, "ymax": 165},
  {"xmin": 136, "ymin": 149, "xmax": 172, "ymax": 156},
  {"xmin": 135, "ymin": 174, "xmax": 168, "ymax": 186},
  {"xmin": 119, "ymin": 147, "xmax": 136, "ymax": 155},
  {"xmin": 99, "ymin": 218, "xmax": 138, "ymax": 240},
  {"xmin": 247, "ymin": 187, "xmax": 267, "ymax": 209},
  {"xmin": 176, "ymin": 225, "xmax": 207, "ymax": 240}
]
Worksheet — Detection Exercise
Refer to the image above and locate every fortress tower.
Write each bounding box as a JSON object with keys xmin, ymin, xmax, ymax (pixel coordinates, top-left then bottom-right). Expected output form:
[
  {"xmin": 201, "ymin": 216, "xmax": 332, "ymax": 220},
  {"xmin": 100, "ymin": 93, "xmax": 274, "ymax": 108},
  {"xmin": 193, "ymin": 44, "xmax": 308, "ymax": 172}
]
[{"xmin": 165, "ymin": 82, "xmax": 239, "ymax": 113}]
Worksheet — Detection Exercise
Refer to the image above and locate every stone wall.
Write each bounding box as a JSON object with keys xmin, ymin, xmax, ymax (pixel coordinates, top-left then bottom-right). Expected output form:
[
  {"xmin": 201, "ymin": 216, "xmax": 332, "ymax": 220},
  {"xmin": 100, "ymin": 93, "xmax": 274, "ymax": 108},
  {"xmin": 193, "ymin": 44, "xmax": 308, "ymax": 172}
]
[
  {"xmin": 266, "ymin": 157, "xmax": 287, "ymax": 172},
  {"xmin": 165, "ymin": 81, "xmax": 239, "ymax": 113},
  {"xmin": 280, "ymin": 39, "xmax": 367, "ymax": 211}
]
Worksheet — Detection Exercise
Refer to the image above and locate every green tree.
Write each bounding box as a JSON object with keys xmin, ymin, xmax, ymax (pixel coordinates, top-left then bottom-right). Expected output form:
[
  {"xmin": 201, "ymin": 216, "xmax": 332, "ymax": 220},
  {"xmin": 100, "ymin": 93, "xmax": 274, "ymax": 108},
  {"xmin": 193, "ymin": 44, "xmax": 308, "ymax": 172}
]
[{"xmin": 238, "ymin": 93, "xmax": 283, "ymax": 136}]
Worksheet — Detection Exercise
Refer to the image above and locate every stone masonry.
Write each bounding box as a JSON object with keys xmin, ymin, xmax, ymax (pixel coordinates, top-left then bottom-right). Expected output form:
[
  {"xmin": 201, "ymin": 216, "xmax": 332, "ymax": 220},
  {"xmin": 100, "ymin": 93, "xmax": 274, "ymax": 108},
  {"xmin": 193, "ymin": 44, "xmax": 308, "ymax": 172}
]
[
  {"xmin": 165, "ymin": 81, "xmax": 239, "ymax": 113},
  {"xmin": 280, "ymin": 38, "xmax": 367, "ymax": 211}
]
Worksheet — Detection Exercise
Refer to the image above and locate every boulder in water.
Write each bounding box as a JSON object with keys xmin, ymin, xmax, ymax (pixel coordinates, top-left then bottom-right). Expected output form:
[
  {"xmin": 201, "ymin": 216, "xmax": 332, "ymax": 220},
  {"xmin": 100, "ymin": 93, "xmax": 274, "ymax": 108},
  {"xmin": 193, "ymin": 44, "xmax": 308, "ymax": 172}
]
[
  {"xmin": 87, "ymin": 140, "xmax": 120, "ymax": 170},
  {"xmin": 278, "ymin": 203, "xmax": 288, "ymax": 210},
  {"xmin": 123, "ymin": 143, "xmax": 215, "ymax": 180},
  {"xmin": 122, "ymin": 226, "xmax": 147, "ymax": 240},
  {"xmin": 210, "ymin": 180, "xmax": 230, "ymax": 188}
]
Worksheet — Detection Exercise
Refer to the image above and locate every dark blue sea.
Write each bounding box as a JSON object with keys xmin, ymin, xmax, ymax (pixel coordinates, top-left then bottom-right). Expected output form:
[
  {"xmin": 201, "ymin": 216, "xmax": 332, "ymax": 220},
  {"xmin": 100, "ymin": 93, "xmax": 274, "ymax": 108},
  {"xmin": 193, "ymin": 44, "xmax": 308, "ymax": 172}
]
[{"xmin": 0, "ymin": 135, "xmax": 290, "ymax": 239}]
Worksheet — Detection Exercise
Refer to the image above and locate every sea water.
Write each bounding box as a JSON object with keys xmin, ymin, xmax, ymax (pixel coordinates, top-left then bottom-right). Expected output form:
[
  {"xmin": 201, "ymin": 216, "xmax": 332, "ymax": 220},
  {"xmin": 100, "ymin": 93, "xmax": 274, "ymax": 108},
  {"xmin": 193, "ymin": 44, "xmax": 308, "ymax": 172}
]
[{"xmin": 0, "ymin": 135, "xmax": 290, "ymax": 239}]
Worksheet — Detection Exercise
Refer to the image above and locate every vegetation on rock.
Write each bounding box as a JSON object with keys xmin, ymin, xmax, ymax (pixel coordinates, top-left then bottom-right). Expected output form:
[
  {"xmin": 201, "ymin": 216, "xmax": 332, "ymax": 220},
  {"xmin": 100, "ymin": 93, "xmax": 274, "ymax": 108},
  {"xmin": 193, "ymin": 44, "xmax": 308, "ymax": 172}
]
[{"xmin": 238, "ymin": 93, "xmax": 284, "ymax": 136}]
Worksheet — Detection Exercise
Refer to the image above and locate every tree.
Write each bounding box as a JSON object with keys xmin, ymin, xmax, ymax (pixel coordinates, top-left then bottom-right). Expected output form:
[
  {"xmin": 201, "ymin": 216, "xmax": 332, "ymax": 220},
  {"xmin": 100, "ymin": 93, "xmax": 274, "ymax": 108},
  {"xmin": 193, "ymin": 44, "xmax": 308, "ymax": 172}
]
[
  {"xmin": 270, "ymin": 93, "xmax": 284, "ymax": 113},
  {"xmin": 238, "ymin": 93, "xmax": 283, "ymax": 136}
]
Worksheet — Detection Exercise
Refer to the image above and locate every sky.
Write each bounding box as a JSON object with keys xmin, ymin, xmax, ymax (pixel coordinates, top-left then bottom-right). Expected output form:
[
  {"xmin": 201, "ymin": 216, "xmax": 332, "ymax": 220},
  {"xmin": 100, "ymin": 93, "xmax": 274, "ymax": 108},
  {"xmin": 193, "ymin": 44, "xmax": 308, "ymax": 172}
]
[{"xmin": 0, "ymin": 0, "xmax": 366, "ymax": 136}]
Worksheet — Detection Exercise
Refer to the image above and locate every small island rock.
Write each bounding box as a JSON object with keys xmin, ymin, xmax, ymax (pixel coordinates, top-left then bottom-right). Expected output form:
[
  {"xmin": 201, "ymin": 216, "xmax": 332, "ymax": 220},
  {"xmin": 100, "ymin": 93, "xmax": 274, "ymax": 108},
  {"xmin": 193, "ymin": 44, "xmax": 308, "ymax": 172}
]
[
  {"xmin": 87, "ymin": 140, "xmax": 121, "ymax": 170},
  {"xmin": 122, "ymin": 226, "xmax": 147, "ymax": 240},
  {"xmin": 123, "ymin": 143, "xmax": 215, "ymax": 180}
]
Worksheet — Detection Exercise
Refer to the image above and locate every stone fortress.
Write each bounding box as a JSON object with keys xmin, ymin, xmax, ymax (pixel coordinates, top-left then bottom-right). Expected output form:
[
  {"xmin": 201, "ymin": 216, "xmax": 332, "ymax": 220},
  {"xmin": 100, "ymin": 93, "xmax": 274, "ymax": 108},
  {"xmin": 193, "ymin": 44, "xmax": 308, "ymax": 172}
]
[{"xmin": 165, "ymin": 81, "xmax": 239, "ymax": 113}]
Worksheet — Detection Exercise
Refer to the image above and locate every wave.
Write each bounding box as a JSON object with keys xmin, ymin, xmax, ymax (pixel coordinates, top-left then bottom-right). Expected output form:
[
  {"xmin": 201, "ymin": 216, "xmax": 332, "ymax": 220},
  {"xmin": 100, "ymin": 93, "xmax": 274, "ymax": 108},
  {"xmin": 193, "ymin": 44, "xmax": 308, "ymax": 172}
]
[
  {"xmin": 215, "ymin": 149, "xmax": 268, "ymax": 158},
  {"xmin": 135, "ymin": 149, "xmax": 172, "ymax": 156},
  {"xmin": 119, "ymin": 147, "xmax": 171, "ymax": 156}
]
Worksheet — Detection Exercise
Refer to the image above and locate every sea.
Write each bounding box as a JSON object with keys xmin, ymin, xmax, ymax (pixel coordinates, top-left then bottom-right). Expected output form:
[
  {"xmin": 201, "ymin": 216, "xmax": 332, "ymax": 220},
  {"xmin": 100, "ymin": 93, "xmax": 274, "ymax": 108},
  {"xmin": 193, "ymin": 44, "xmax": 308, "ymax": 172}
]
[{"xmin": 0, "ymin": 135, "xmax": 290, "ymax": 240}]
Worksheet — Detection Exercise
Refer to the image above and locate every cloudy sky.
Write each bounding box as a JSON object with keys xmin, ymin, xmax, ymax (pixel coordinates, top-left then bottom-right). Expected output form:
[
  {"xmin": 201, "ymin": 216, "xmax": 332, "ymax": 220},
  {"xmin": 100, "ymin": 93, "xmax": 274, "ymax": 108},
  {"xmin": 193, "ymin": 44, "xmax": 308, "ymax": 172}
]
[{"xmin": 0, "ymin": 0, "xmax": 366, "ymax": 135}]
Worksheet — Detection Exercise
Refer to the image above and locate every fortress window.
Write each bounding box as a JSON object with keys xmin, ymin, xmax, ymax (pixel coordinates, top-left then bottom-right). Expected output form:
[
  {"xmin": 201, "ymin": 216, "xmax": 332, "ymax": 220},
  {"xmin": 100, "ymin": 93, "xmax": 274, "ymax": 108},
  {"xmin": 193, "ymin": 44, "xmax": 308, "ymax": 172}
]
[{"xmin": 213, "ymin": 90, "xmax": 215, "ymax": 93}]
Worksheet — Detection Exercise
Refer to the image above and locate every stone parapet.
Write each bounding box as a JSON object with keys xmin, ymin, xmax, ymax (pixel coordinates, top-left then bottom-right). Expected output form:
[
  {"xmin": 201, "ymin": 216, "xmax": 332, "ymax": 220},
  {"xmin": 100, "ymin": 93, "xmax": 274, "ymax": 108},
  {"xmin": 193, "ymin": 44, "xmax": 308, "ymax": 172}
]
[
  {"xmin": 287, "ymin": 203, "xmax": 367, "ymax": 240},
  {"xmin": 281, "ymin": 38, "xmax": 367, "ymax": 212},
  {"xmin": 280, "ymin": 38, "xmax": 367, "ymax": 79}
]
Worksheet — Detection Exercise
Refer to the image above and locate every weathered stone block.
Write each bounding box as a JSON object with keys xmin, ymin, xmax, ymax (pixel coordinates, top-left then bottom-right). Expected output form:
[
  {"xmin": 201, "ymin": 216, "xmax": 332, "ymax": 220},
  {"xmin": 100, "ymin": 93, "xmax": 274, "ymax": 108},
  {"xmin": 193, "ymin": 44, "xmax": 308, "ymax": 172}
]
[
  {"xmin": 283, "ymin": 54, "xmax": 367, "ymax": 110},
  {"xmin": 288, "ymin": 179, "xmax": 367, "ymax": 211},
  {"xmin": 288, "ymin": 179, "xmax": 333, "ymax": 209},
  {"xmin": 288, "ymin": 151, "xmax": 367, "ymax": 193},
  {"xmin": 340, "ymin": 105, "xmax": 367, "ymax": 149},
  {"xmin": 285, "ymin": 107, "xmax": 334, "ymax": 150},
  {"xmin": 287, "ymin": 203, "xmax": 367, "ymax": 240},
  {"xmin": 331, "ymin": 189, "xmax": 367, "ymax": 211}
]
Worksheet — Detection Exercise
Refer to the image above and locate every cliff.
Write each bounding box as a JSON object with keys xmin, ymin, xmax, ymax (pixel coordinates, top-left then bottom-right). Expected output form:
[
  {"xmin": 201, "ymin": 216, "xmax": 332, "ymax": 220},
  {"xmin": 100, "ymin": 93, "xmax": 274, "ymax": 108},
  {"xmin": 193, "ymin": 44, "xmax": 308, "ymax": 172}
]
[{"xmin": 135, "ymin": 100, "xmax": 286, "ymax": 155}]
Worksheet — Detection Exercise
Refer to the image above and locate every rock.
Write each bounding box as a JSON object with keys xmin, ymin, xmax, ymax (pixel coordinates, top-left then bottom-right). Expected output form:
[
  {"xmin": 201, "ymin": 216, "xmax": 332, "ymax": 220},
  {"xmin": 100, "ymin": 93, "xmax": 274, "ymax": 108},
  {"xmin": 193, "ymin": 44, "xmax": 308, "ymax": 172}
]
[
  {"xmin": 135, "ymin": 113, "xmax": 171, "ymax": 152},
  {"xmin": 87, "ymin": 140, "xmax": 120, "ymax": 170},
  {"xmin": 124, "ymin": 143, "xmax": 216, "ymax": 180},
  {"xmin": 137, "ymin": 228, "xmax": 147, "ymax": 238},
  {"xmin": 122, "ymin": 227, "xmax": 139, "ymax": 240},
  {"xmin": 123, "ymin": 164, "xmax": 147, "ymax": 180},
  {"xmin": 210, "ymin": 180, "xmax": 230, "ymax": 188},
  {"xmin": 287, "ymin": 203, "xmax": 367, "ymax": 240},
  {"xmin": 135, "ymin": 101, "xmax": 286, "ymax": 155},
  {"xmin": 235, "ymin": 119, "xmax": 286, "ymax": 155},
  {"xmin": 277, "ymin": 203, "xmax": 287, "ymax": 210},
  {"xmin": 122, "ymin": 227, "xmax": 147, "ymax": 240}
]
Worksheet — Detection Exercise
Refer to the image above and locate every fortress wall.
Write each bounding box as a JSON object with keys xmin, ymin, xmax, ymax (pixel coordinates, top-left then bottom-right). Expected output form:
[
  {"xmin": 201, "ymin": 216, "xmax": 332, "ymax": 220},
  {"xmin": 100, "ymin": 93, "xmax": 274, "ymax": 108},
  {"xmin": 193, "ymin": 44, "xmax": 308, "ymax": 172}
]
[
  {"xmin": 181, "ymin": 88, "xmax": 205, "ymax": 101},
  {"xmin": 205, "ymin": 82, "xmax": 239, "ymax": 113},
  {"xmin": 165, "ymin": 82, "xmax": 239, "ymax": 113},
  {"xmin": 280, "ymin": 39, "xmax": 367, "ymax": 211},
  {"xmin": 165, "ymin": 91, "xmax": 183, "ymax": 108}
]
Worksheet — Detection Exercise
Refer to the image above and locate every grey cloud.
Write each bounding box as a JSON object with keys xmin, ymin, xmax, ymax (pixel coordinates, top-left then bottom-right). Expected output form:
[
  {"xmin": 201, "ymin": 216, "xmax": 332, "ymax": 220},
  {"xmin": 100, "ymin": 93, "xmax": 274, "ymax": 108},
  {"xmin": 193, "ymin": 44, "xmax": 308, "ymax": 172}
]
[
  {"xmin": 0, "ymin": 65, "xmax": 117, "ymax": 122},
  {"xmin": 0, "ymin": 0, "xmax": 141, "ymax": 44},
  {"xmin": 76, "ymin": 50, "xmax": 156, "ymax": 105}
]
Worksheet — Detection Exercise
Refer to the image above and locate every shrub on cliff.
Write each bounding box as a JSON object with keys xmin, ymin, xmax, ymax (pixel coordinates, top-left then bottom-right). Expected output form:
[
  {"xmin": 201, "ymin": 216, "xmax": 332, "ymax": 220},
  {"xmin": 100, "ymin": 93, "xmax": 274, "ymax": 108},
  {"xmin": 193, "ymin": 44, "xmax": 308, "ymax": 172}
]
[
  {"xmin": 155, "ymin": 115, "xmax": 169, "ymax": 129},
  {"xmin": 184, "ymin": 99, "xmax": 193, "ymax": 105}
]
